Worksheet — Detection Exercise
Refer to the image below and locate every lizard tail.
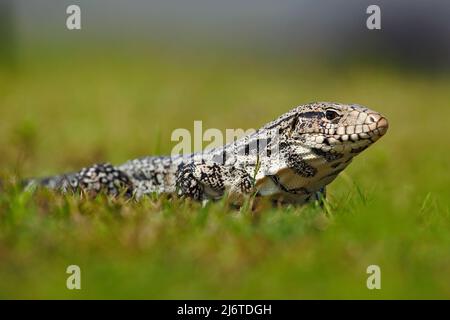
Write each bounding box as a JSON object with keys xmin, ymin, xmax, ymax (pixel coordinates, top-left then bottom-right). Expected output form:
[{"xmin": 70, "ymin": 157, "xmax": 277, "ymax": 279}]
[
  {"xmin": 13, "ymin": 158, "xmax": 178, "ymax": 198},
  {"xmin": 24, "ymin": 163, "xmax": 135, "ymax": 196},
  {"xmin": 22, "ymin": 173, "xmax": 79, "ymax": 192},
  {"xmin": 0, "ymin": 174, "xmax": 76, "ymax": 195}
]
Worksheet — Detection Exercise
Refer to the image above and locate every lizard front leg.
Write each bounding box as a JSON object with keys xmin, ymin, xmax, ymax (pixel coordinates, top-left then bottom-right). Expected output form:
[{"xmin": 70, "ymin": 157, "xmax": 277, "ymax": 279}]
[{"xmin": 175, "ymin": 161, "xmax": 254, "ymax": 203}]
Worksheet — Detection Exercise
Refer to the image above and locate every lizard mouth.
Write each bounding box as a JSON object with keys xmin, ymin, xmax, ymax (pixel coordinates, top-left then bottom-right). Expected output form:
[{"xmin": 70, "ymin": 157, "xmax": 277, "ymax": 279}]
[
  {"xmin": 325, "ymin": 115, "xmax": 388, "ymax": 144},
  {"xmin": 310, "ymin": 115, "xmax": 388, "ymax": 154}
]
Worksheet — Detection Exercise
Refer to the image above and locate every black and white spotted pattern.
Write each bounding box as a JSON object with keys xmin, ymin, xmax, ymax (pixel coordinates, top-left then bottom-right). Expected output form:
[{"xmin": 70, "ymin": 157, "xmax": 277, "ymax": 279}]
[{"xmin": 29, "ymin": 102, "xmax": 388, "ymax": 206}]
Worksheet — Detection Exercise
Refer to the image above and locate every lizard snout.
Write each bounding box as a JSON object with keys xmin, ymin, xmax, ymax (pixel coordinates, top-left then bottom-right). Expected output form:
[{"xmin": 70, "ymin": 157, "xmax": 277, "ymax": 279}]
[
  {"xmin": 365, "ymin": 113, "xmax": 389, "ymax": 137},
  {"xmin": 376, "ymin": 117, "xmax": 389, "ymax": 136}
]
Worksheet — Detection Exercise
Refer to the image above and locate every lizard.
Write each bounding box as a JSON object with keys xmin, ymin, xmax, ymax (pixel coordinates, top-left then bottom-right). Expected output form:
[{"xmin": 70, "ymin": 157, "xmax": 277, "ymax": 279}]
[{"xmin": 25, "ymin": 102, "xmax": 389, "ymax": 205}]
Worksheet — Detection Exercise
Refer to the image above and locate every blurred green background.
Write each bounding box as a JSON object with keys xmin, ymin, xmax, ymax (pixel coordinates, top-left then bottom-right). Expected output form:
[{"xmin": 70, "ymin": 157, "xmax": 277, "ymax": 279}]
[{"xmin": 0, "ymin": 0, "xmax": 449, "ymax": 299}]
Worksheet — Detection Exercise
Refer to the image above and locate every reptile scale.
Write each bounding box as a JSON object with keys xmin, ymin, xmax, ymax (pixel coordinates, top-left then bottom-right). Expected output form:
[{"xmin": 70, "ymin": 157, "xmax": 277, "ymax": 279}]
[{"xmin": 27, "ymin": 102, "xmax": 388, "ymax": 205}]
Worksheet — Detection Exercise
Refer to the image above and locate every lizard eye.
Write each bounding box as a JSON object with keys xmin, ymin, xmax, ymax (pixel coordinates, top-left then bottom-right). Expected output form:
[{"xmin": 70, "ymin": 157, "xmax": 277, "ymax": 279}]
[{"xmin": 325, "ymin": 110, "xmax": 339, "ymax": 121}]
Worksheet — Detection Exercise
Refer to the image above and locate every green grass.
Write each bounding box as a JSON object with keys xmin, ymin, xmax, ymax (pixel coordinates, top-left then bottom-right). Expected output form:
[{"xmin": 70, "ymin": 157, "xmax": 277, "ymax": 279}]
[{"xmin": 0, "ymin": 46, "xmax": 449, "ymax": 299}]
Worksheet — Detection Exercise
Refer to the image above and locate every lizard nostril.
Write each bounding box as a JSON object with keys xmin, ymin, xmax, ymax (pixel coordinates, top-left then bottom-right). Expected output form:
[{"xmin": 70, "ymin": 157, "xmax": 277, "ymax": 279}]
[
  {"xmin": 368, "ymin": 115, "xmax": 377, "ymax": 123},
  {"xmin": 377, "ymin": 117, "xmax": 388, "ymax": 128},
  {"xmin": 376, "ymin": 117, "xmax": 389, "ymax": 135}
]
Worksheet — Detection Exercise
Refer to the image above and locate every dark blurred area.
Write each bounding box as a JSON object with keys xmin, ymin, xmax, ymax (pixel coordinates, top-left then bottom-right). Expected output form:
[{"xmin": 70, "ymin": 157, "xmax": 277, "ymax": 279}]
[
  {"xmin": 0, "ymin": 0, "xmax": 16, "ymax": 69},
  {"xmin": 2, "ymin": 0, "xmax": 450, "ymax": 71}
]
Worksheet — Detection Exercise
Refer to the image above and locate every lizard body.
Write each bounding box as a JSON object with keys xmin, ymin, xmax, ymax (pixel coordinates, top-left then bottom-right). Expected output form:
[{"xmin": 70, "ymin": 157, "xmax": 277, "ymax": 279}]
[{"xmin": 28, "ymin": 102, "xmax": 388, "ymax": 205}]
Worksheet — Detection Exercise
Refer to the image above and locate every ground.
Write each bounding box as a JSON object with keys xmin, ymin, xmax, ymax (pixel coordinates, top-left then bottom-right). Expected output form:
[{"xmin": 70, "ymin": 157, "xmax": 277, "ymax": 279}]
[{"xmin": 0, "ymin": 46, "xmax": 449, "ymax": 299}]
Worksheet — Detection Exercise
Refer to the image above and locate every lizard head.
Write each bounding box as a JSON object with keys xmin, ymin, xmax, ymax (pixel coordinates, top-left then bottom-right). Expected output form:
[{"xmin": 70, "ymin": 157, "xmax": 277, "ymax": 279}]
[{"xmin": 289, "ymin": 102, "xmax": 388, "ymax": 156}]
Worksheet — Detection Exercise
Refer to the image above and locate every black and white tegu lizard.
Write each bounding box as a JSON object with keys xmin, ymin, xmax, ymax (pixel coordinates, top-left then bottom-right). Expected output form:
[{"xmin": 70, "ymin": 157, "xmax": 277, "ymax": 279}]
[{"xmin": 27, "ymin": 102, "xmax": 388, "ymax": 205}]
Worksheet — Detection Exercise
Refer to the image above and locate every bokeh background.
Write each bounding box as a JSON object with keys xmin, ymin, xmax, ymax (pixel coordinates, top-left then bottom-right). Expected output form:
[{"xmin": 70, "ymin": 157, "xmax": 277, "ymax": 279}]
[{"xmin": 0, "ymin": 0, "xmax": 449, "ymax": 299}]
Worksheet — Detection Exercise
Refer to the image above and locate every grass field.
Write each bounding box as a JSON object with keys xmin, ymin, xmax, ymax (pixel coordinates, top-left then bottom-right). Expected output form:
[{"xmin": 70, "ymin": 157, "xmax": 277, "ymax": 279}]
[{"xmin": 0, "ymin": 46, "xmax": 449, "ymax": 299}]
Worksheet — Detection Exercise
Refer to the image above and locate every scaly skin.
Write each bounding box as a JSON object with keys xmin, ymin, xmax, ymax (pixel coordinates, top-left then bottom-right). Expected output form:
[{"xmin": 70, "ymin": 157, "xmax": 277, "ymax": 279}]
[{"xmin": 27, "ymin": 102, "xmax": 389, "ymax": 205}]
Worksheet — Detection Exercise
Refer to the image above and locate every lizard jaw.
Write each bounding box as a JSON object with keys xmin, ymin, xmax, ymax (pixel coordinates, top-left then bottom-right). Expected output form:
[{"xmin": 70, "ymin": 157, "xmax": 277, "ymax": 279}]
[
  {"xmin": 326, "ymin": 114, "xmax": 388, "ymax": 142},
  {"xmin": 308, "ymin": 115, "xmax": 388, "ymax": 154}
]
